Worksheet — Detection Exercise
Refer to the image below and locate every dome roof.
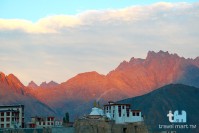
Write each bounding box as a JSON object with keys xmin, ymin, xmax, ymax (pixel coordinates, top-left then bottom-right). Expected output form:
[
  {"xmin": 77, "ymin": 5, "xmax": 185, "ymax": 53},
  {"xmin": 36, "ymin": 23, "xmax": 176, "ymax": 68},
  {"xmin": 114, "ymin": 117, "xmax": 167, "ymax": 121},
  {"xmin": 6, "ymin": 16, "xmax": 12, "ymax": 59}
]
[{"xmin": 89, "ymin": 107, "xmax": 101, "ymax": 116}]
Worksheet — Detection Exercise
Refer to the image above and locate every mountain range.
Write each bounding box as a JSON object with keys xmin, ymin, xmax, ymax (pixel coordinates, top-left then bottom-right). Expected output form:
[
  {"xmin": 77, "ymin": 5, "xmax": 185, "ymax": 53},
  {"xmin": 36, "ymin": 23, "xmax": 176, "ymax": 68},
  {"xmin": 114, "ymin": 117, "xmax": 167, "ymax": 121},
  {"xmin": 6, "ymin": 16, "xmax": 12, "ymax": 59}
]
[{"xmin": 0, "ymin": 50, "xmax": 199, "ymax": 121}]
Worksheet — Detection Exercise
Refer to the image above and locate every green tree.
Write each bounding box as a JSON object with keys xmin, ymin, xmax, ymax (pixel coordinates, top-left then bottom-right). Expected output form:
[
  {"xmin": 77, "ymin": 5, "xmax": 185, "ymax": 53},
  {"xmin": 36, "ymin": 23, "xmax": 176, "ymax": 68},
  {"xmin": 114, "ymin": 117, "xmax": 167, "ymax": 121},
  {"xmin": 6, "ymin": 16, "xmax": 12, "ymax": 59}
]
[{"xmin": 63, "ymin": 112, "xmax": 70, "ymax": 123}]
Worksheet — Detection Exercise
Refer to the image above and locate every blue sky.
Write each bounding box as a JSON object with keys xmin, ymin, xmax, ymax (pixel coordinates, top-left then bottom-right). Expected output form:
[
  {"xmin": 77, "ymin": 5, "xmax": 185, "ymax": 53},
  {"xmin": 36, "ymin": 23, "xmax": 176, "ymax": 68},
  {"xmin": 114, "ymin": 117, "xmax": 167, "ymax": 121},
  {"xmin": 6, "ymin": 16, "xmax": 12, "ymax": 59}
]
[
  {"xmin": 0, "ymin": 1, "xmax": 199, "ymax": 85},
  {"xmin": 0, "ymin": 0, "xmax": 198, "ymax": 21}
]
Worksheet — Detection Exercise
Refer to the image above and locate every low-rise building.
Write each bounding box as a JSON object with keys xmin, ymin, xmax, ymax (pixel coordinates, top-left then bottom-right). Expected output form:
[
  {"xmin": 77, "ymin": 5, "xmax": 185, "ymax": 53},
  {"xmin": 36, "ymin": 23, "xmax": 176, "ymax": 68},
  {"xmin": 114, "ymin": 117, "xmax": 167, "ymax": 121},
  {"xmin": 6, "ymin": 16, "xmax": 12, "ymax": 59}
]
[
  {"xmin": 28, "ymin": 116, "xmax": 62, "ymax": 128},
  {"xmin": 104, "ymin": 101, "xmax": 143, "ymax": 124},
  {"xmin": 88, "ymin": 101, "xmax": 143, "ymax": 124},
  {"xmin": 0, "ymin": 105, "xmax": 25, "ymax": 128}
]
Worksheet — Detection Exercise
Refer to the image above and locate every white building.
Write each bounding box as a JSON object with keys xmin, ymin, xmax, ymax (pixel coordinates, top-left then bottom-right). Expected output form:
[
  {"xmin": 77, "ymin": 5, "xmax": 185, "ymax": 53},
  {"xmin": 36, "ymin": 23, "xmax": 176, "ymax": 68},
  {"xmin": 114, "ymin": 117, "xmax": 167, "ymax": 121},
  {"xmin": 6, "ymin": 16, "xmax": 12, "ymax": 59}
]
[
  {"xmin": 0, "ymin": 105, "xmax": 24, "ymax": 128},
  {"xmin": 89, "ymin": 101, "xmax": 143, "ymax": 124},
  {"xmin": 104, "ymin": 101, "xmax": 143, "ymax": 124}
]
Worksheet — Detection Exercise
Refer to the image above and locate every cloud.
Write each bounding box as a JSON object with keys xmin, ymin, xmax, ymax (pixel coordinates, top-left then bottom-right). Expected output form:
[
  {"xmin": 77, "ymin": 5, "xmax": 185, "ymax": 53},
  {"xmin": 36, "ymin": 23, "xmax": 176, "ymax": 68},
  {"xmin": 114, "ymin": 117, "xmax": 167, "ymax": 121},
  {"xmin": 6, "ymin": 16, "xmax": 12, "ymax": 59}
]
[
  {"xmin": 0, "ymin": 2, "xmax": 197, "ymax": 33},
  {"xmin": 0, "ymin": 2, "xmax": 199, "ymax": 85}
]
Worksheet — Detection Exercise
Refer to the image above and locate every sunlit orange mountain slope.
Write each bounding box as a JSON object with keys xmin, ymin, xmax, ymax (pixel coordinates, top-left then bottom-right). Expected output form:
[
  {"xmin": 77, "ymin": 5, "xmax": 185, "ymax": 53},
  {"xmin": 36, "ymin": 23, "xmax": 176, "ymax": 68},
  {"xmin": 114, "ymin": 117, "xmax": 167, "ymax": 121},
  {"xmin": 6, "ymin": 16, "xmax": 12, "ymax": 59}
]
[{"xmin": 1, "ymin": 50, "xmax": 199, "ymax": 119}]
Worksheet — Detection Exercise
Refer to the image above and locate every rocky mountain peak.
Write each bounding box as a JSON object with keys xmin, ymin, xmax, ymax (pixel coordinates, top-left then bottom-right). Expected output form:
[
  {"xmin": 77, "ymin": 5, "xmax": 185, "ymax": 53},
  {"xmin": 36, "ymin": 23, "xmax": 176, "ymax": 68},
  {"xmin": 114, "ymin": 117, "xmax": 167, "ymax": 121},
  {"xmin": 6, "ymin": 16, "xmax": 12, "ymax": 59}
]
[
  {"xmin": 0, "ymin": 72, "xmax": 6, "ymax": 83},
  {"xmin": 28, "ymin": 81, "xmax": 38, "ymax": 89},
  {"xmin": 6, "ymin": 73, "xmax": 25, "ymax": 89},
  {"xmin": 40, "ymin": 81, "xmax": 58, "ymax": 88}
]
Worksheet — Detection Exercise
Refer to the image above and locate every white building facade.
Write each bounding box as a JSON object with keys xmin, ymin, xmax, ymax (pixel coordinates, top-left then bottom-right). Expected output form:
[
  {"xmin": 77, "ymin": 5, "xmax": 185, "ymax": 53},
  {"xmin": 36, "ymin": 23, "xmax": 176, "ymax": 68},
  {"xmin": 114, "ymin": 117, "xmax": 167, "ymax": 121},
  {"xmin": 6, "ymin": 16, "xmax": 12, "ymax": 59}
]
[
  {"xmin": 104, "ymin": 101, "xmax": 143, "ymax": 124},
  {"xmin": 0, "ymin": 105, "xmax": 24, "ymax": 128}
]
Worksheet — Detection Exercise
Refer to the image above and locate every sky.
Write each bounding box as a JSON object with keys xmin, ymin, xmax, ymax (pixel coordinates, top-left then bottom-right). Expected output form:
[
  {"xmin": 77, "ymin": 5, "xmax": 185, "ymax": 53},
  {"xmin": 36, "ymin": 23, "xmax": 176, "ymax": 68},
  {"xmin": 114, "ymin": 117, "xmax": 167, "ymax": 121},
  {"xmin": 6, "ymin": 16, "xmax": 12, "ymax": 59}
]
[{"xmin": 0, "ymin": 0, "xmax": 199, "ymax": 85}]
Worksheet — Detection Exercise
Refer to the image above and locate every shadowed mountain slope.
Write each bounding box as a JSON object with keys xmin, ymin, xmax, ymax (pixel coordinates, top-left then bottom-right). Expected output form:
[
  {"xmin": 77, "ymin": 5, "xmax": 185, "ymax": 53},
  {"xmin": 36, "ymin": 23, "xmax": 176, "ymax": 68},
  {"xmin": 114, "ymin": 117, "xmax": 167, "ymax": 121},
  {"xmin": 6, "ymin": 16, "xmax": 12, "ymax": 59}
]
[{"xmin": 118, "ymin": 84, "xmax": 199, "ymax": 133}]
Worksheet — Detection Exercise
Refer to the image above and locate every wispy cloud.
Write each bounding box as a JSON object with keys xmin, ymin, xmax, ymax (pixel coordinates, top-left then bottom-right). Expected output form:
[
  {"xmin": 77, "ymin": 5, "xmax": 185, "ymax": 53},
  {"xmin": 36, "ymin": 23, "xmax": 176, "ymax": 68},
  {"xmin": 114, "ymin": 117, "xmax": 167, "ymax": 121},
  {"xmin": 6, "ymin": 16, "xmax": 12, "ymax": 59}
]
[{"xmin": 0, "ymin": 2, "xmax": 199, "ymax": 85}]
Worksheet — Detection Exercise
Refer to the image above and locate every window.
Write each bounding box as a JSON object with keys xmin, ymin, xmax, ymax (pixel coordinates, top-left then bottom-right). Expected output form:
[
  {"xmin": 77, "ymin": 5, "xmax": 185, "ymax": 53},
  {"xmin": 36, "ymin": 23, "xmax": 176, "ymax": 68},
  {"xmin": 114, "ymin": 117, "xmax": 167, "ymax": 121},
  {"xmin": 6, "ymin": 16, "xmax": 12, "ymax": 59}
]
[
  {"xmin": 1, "ymin": 118, "xmax": 4, "ymax": 121},
  {"xmin": 126, "ymin": 106, "xmax": 130, "ymax": 117},
  {"xmin": 136, "ymin": 112, "xmax": 139, "ymax": 116},
  {"xmin": 6, "ymin": 118, "xmax": 10, "ymax": 121},
  {"xmin": 6, "ymin": 112, "xmax": 10, "ymax": 116},
  {"xmin": 1, "ymin": 124, "xmax": 4, "ymax": 128},
  {"xmin": 6, "ymin": 124, "xmax": 10, "ymax": 128},
  {"xmin": 127, "ymin": 112, "xmax": 129, "ymax": 117},
  {"xmin": 118, "ymin": 106, "xmax": 121, "ymax": 117},
  {"xmin": 133, "ymin": 112, "xmax": 135, "ymax": 116},
  {"xmin": 122, "ymin": 106, "xmax": 124, "ymax": 109},
  {"xmin": 126, "ymin": 109, "xmax": 129, "ymax": 117},
  {"xmin": 1, "ymin": 112, "xmax": 4, "ymax": 116}
]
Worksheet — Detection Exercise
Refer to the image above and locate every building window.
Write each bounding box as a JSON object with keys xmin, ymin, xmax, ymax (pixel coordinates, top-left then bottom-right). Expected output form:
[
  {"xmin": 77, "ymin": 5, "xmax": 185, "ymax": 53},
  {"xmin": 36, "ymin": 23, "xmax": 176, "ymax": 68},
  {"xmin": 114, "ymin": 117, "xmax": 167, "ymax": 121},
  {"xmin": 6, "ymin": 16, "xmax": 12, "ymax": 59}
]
[
  {"xmin": 126, "ymin": 109, "xmax": 129, "ymax": 117},
  {"xmin": 118, "ymin": 106, "xmax": 121, "ymax": 117},
  {"xmin": 6, "ymin": 124, "xmax": 10, "ymax": 128},
  {"xmin": 126, "ymin": 106, "xmax": 130, "ymax": 117},
  {"xmin": 6, "ymin": 112, "xmax": 10, "ymax": 116},
  {"xmin": 16, "ymin": 112, "xmax": 19, "ymax": 117},
  {"xmin": 1, "ymin": 118, "xmax": 4, "ymax": 121},
  {"xmin": 136, "ymin": 112, "xmax": 140, "ymax": 116},
  {"xmin": 1, "ymin": 124, "xmax": 4, "ymax": 128},
  {"xmin": 122, "ymin": 106, "xmax": 124, "ymax": 109},
  {"xmin": 133, "ymin": 112, "xmax": 135, "ymax": 116},
  {"xmin": 6, "ymin": 118, "xmax": 10, "ymax": 121},
  {"xmin": 1, "ymin": 112, "xmax": 4, "ymax": 116}
]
